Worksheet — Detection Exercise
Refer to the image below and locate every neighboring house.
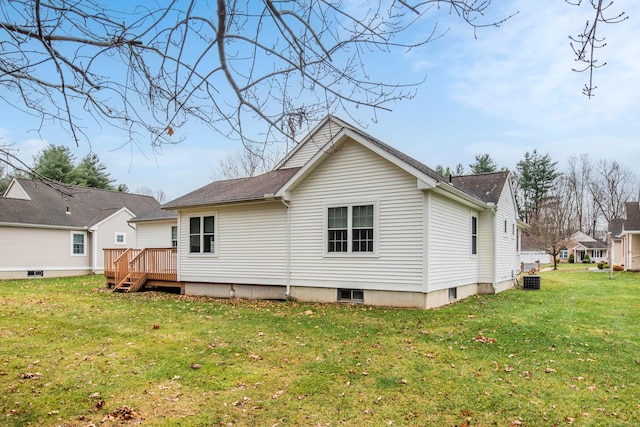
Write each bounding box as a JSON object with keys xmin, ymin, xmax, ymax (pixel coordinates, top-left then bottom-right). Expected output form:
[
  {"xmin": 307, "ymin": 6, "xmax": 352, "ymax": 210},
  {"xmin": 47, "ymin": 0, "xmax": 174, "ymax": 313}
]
[
  {"xmin": 160, "ymin": 115, "xmax": 523, "ymax": 309},
  {"xmin": 0, "ymin": 178, "xmax": 160, "ymax": 279},
  {"xmin": 519, "ymin": 234, "xmax": 553, "ymax": 265},
  {"xmin": 610, "ymin": 201, "xmax": 640, "ymax": 271},
  {"xmin": 561, "ymin": 231, "xmax": 608, "ymax": 263}
]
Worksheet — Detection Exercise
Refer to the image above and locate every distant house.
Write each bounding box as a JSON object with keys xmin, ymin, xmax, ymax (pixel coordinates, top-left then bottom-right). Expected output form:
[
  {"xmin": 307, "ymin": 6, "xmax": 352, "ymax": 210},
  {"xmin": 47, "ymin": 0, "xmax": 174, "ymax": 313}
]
[
  {"xmin": 610, "ymin": 201, "xmax": 640, "ymax": 271},
  {"xmin": 560, "ymin": 231, "xmax": 608, "ymax": 263},
  {"xmin": 519, "ymin": 233, "xmax": 553, "ymax": 265},
  {"xmin": 0, "ymin": 178, "xmax": 160, "ymax": 279},
  {"xmin": 156, "ymin": 116, "xmax": 524, "ymax": 309}
]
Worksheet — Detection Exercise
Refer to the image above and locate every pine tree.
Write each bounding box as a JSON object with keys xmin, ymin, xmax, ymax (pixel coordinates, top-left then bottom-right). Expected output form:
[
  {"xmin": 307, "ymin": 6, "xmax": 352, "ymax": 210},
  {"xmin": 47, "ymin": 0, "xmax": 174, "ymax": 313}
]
[
  {"xmin": 516, "ymin": 150, "xmax": 561, "ymax": 222},
  {"xmin": 32, "ymin": 144, "xmax": 76, "ymax": 183},
  {"xmin": 72, "ymin": 153, "xmax": 114, "ymax": 189},
  {"xmin": 469, "ymin": 153, "xmax": 498, "ymax": 174}
]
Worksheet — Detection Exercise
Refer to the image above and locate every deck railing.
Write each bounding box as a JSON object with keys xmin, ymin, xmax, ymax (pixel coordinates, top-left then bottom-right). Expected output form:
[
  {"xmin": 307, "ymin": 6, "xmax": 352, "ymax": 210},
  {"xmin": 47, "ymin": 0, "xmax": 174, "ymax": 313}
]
[{"xmin": 104, "ymin": 248, "xmax": 177, "ymax": 286}]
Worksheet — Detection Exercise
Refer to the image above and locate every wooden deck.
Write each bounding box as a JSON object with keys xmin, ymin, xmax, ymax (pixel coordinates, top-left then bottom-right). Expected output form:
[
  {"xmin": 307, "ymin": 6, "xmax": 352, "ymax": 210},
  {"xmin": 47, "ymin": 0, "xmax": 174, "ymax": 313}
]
[{"xmin": 104, "ymin": 248, "xmax": 181, "ymax": 293}]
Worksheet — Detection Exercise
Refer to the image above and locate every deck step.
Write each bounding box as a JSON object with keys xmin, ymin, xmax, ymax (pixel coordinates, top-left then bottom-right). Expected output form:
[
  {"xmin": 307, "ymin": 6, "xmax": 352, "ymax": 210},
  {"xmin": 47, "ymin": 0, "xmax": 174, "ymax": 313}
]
[{"xmin": 113, "ymin": 273, "xmax": 147, "ymax": 293}]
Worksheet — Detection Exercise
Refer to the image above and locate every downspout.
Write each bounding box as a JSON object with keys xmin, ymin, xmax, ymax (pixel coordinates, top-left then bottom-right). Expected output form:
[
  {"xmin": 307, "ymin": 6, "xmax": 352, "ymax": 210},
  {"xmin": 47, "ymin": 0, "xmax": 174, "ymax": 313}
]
[
  {"xmin": 491, "ymin": 205, "xmax": 498, "ymax": 292},
  {"xmin": 88, "ymin": 227, "xmax": 97, "ymax": 275},
  {"xmin": 281, "ymin": 199, "xmax": 291, "ymax": 298}
]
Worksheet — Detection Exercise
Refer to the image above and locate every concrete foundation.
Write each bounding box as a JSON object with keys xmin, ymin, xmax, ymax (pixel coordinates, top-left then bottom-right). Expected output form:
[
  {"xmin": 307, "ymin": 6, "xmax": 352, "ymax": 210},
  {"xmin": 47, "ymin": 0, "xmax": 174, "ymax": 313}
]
[{"xmin": 183, "ymin": 280, "xmax": 511, "ymax": 310}]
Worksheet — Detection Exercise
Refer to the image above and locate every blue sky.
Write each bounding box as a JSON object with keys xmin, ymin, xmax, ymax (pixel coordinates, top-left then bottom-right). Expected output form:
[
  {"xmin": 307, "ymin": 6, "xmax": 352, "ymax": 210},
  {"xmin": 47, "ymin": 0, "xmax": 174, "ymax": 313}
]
[{"xmin": 2, "ymin": 0, "xmax": 638, "ymax": 201}]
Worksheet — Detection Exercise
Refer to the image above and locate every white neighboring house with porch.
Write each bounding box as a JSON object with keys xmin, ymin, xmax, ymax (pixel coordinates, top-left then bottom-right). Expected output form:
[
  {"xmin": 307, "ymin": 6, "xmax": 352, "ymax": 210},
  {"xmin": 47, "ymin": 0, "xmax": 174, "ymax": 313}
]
[{"xmin": 161, "ymin": 115, "xmax": 524, "ymax": 309}]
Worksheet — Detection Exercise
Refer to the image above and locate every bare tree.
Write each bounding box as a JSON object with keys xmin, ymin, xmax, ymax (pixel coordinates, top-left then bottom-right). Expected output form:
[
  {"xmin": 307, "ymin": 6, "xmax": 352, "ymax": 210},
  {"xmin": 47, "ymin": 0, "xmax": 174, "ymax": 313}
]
[
  {"xmin": 134, "ymin": 185, "xmax": 167, "ymax": 203},
  {"xmin": 568, "ymin": 0, "xmax": 628, "ymax": 98},
  {"xmin": 566, "ymin": 154, "xmax": 600, "ymax": 237},
  {"xmin": 0, "ymin": 0, "xmax": 512, "ymax": 164},
  {"xmin": 527, "ymin": 176, "xmax": 577, "ymax": 270},
  {"xmin": 211, "ymin": 143, "xmax": 283, "ymax": 180},
  {"xmin": 589, "ymin": 159, "xmax": 637, "ymax": 223}
]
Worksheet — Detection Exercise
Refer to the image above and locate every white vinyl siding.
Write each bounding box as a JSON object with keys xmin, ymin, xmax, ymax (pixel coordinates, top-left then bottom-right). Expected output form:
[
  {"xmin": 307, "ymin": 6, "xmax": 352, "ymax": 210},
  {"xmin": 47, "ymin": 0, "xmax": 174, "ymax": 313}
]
[
  {"xmin": 280, "ymin": 118, "xmax": 344, "ymax": 168},
  {"xmin": 92, "ymin": 209, "xmax": 136, "ymax": 271},
  {"xmin": 178, "ymin": 203, "xmax": 288, "ymax": 285},
  {"xmin": 135, "ymin": 220, "xmax": 178, "ymax": 249},
  {"xmin": 428, "ymin": 192, "xmax": 479, "ymax": 291},
  {"xmin": 0, "ymin": 226, "xmax": 92, "ymax": 278},
  {"xmin": 288, "ymin": 140, "xmax": 424, "ymax": 292},
  {"xmin": 495, "ymin": 180, "xmax": 520, "ymax": 282}
]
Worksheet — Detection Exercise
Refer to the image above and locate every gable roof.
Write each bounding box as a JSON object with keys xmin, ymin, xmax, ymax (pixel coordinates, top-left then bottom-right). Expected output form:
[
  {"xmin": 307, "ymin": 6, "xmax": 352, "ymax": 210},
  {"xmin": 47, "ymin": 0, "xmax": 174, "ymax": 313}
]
[
  {"xmin": 0, "ymin": 178, "xmax": 160, "ymax": 228},
  {"xmin": 163, "ymin": 116, "xmax": 516, "ymax": 212},
  {"xmin": 566, "ymin": 231, "xmax": 607, "ymax": 249},
  {"xmin": 163, "ymin": 167, "xmax": 300, "ymax": 209},
  {"xmin": 450, "ymin": 171, "xmax": 510, "ymax": 204},
  {"xmin": 622, "ymin": 201, "xmax": 640, "ymax": 231},
  {"xmin": 608, "ymin": 218, "xmax": 624, "ymax": 239}
]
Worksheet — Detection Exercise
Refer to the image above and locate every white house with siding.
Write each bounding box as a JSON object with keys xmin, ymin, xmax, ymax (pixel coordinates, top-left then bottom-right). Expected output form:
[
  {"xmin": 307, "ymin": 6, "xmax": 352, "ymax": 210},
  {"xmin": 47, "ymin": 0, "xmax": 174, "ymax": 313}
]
[
  {"xmin": 162, "ymin": 116, "xmax": 523, "ymax": 309},
  {"xmin": 0, "ymin": 178, "xmax": 160, "ymax": 279}
]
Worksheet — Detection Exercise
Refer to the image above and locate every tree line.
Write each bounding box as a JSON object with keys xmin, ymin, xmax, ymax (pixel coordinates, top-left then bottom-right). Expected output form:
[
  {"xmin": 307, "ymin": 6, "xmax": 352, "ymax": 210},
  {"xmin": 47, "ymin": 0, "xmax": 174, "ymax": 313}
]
[
  {"xmin": 438, "ymin": 151, "xmax": 638, "ymax": 245},
  {"xmin": 0, "ymin": 145, "xmax": 166, "ymax": 202}
]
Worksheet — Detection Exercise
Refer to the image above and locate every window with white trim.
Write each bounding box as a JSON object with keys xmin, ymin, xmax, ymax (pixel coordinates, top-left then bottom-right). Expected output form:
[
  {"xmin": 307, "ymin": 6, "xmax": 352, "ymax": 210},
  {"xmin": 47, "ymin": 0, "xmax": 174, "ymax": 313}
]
[
  {"xmin": 471, "ymin": 216, "xmax": 478, "ymax": 255},
  {"xmin": 189, "ymin": 215, "xmax": 215, "ymax": 254},
  {"xmin": 171, "ymin": 226, "xmax": 178, "ymax": 248},
  {"xmin": 71, "ymin": 232, "xmax": 86, "ymax": 256},
  {"xmin": 327, "ymin": 204, "xmax": 375, "ymax": 254},
  {"xmin": 559, "ymin": 249, "xmax": 568, "ymax": 259},
  {"xmin": 115, "ymin": 233, "xmax": 126, "ymax": 245}
]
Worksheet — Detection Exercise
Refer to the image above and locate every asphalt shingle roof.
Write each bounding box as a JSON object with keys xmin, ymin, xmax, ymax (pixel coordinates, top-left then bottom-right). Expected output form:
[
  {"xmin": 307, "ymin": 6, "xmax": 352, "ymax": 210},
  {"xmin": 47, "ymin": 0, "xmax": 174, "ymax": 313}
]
[
  {"xmin": 450, "ymin": 171, "xmax": 510, "ymax": 204},
  {"xmin": 624, "ymin": 202, "xmax": 640, "ymax": 231},
  {"xmin": 0, "ymin": 178, "xmax": 160, "ymax": 228},
  {"xmin": 163, "ymin": 168, "xmax": 300, "ymax": 209}
]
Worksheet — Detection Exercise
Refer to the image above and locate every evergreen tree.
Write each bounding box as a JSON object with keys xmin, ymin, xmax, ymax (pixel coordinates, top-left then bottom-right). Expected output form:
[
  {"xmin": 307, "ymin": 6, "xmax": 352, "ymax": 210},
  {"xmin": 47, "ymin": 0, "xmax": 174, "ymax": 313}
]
[
  {"xmin": 469, "ymin": 153, "xmax": 498, "ymax": 174},
  {"xmin": 435, "ymin": 163, "xmax": 465, "ymax": 177},
  {"xmin": 32, "ymin": 144, "xmax": 76, "ymax": 183},
  {"xmin": 516, "ymin": 150, "xmax": 561, "ymax": 222},
  {"xmin": 72, "ymin": 153, "xmax": 114, "ymax": 189}
]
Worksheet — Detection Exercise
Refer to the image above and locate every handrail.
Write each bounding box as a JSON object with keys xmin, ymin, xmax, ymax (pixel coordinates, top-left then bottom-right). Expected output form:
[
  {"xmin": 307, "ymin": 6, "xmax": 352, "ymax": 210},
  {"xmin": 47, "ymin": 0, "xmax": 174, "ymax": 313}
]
[{"xmin": 104, "ymin": 247, "xmax": 177, "ymax": 285}]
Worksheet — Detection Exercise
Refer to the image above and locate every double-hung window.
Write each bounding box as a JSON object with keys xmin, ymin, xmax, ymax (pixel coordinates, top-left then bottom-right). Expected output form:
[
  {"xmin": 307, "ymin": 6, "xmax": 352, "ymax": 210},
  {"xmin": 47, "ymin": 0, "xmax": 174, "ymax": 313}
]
[
  {"xmin": 171, "ymin": 226, "xmax": 178, "ymax": 248},
  {"xmin": 327, "ymin": 204, "xmax": 375, "ymax": 254},
  {"xmin": 189, "ymin": 215, "xmax": 215, "ymax": 254},
  {"xmin": 71, "ymin": 232, "xmax": 86, "ymax": 256}
]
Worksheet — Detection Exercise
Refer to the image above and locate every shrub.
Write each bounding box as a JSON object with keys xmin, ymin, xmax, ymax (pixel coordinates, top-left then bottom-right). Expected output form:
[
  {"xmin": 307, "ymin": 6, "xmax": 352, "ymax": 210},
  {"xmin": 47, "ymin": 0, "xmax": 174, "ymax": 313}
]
[
  {"xmin": 582, "ymin": 254, "xmax": 591, "ymax": 264},
  {"xmin": 597, "ymin": 262, "xmax": 610, "ymax": 270},
  {"xmin": 613, "ymin": 264, "xmax": 624, "ymax": 271},
  {"xmin": 568, "ymin": 254, "xmax": 574, "ymax": 264}
]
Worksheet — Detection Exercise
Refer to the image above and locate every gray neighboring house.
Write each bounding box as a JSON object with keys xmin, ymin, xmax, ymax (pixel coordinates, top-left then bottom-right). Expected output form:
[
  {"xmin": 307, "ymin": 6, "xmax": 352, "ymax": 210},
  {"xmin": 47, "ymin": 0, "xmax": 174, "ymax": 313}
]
[
  {"xmin": 161, "ymin": 115, "xmax": 524, "ymax": 309},
  {"xmin": 0, "ymin": 178, "xmax": 160, "ymax": 279}
]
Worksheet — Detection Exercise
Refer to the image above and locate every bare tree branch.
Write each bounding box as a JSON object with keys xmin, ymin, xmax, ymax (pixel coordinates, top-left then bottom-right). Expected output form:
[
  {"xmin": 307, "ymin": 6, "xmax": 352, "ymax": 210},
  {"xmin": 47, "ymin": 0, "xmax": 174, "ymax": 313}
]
[
  {"xmin": 568, "ymin": 0, "xmax": 628, "ymax": 98},
  {"xmin": 0, "ymin": 0, "xmax": 514, "ymax": 161}
]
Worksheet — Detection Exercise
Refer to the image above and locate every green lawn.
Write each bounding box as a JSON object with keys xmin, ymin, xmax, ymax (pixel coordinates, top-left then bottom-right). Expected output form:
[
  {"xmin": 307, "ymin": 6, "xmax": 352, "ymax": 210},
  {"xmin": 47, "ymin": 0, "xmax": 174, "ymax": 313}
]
[{"xmin": 1, "ymin": 271, "xmax": 639, "ymax": 426}]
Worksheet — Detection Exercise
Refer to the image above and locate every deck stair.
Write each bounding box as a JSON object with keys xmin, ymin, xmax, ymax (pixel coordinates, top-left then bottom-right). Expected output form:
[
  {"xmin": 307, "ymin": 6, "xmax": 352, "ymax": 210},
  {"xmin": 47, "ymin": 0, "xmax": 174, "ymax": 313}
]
[{"xmin": 113, "ymin": 272, "xmax": 148, "ymax": 293}]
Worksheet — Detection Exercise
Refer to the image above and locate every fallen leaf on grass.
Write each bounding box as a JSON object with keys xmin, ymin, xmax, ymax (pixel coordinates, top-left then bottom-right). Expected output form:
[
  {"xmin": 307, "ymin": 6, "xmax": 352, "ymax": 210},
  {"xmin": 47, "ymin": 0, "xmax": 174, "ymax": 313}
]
[
  {"xmin": 19, "ymin": 372, "xmax": 42, "ymax": 379},
  {"xmin": 474, "ymin": 335, "xmax": 497, "ymax": 343}
]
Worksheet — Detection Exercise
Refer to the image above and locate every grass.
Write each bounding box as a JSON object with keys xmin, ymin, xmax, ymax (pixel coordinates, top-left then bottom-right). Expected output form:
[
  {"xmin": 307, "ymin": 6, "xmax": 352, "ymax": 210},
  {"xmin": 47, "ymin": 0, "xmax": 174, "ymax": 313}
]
[{"xmin": 1, "ymin": 270, "xmax": 639, "ymax": 426}]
